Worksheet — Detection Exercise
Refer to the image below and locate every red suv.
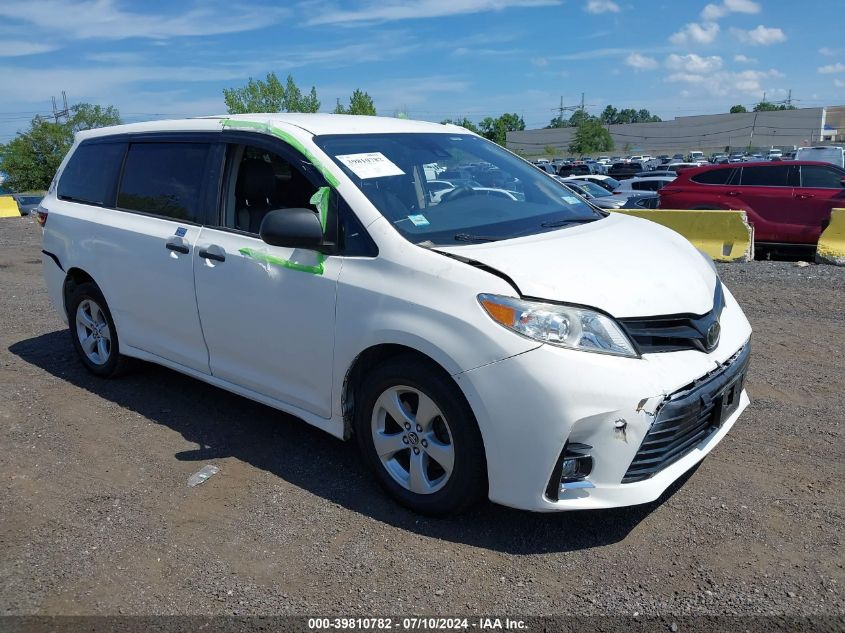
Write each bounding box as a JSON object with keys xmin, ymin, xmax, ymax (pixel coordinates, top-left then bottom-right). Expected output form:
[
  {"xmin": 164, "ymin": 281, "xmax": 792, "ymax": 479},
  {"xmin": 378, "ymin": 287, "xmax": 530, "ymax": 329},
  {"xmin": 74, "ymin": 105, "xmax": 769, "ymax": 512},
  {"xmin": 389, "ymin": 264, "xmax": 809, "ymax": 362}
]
[{"xmin": 658, "ymin": 161, "xmax": 845, "ymax": 247}]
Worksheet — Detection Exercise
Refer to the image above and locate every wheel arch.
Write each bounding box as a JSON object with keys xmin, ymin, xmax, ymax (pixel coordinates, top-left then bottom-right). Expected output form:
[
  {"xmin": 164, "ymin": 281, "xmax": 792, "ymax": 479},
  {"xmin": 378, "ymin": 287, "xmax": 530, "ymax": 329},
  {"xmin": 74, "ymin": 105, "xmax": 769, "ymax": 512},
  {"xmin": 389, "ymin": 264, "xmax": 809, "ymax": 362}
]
[
  {"xmin": 62, "ymin": 267, "xmax": 98, "ymax": 315},
  {"xmin": 341, "ymin": 344, "xmax": 489, "ymax": 474}
]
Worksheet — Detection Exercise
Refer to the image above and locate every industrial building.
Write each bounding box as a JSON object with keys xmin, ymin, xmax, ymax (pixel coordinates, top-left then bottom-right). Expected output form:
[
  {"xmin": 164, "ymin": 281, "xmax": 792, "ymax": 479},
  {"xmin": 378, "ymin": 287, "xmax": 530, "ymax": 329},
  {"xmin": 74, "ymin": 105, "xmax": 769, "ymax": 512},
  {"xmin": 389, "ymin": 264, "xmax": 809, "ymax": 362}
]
[{"xmin": 506, "ymin": 105, "xmax": 845, "ymax": 157}]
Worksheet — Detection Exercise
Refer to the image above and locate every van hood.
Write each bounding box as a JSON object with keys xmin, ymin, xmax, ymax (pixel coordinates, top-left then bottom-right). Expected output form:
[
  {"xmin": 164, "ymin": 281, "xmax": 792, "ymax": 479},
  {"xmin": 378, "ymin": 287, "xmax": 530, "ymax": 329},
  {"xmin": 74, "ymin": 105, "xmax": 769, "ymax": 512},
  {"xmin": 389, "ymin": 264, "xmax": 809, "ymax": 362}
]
[{"xmin": 437, "ymin": 213, "xmax": 717, "ymax": 318}]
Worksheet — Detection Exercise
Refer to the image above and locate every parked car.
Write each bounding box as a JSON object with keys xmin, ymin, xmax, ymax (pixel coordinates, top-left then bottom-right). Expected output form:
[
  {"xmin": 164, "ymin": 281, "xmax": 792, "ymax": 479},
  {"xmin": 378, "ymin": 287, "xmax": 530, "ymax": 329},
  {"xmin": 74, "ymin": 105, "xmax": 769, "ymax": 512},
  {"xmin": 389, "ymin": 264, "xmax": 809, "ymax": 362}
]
[
  {"xmin": 795, "ymin": 146, "xmax": 845, "ymax": 169},
  {"xmin": 13, "ymin": 193, "xmax": 44, "ymax": 215},
  {"xmin": 608, "ymin": 162, "xmax": 643, "ymax": 180},
  {"xmin": 658, "ymin": 161, "xmax": 845, "ymax": 248},
  {"xmin": 563, "ymin": 175, "xmax": 622, "ymax": 192},
  {"xmin": 557, "ymin": 163, "xmax": 592, "ymax": 177},
  {"xmin": 687, "ymin": 151, "xmax": 705, "ymax": 163},
  {"xmin": 634, "ymin": 170, "xmax": 677, "ymax": 179},
  {"xmin": 40, "ymin": 114, "xmax": 752, "ymax": 515},
  {"xmin": 667, "ymin": 162, "xmax": 700, "ymax": 173},
  {"xmin": 613, "ymin": 176, "xmax": 676, "ymax": 196},
  {"xmin": 728, "ymin": 153, "xmax": 744, "ymax": 163},
  {"xmin": 672, "ymin": 154, "xmax": 685, "ymax": 161},
  {"xmin": 556, "ymin": 178, "xmax": 627, "ymax": 209},
  {"xmin": 628, "ymin": 193, "xmax": 660, "ymax": 209}
]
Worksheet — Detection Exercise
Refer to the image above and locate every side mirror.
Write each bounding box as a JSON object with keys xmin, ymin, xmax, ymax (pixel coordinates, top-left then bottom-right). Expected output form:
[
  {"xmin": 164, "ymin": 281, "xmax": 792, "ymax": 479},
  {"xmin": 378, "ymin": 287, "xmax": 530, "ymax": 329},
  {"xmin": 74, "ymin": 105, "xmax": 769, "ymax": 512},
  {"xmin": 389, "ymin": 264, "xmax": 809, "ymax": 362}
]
[{"xmin": 259, "ymin": 208, "xmax": 323, "ymax": 249}]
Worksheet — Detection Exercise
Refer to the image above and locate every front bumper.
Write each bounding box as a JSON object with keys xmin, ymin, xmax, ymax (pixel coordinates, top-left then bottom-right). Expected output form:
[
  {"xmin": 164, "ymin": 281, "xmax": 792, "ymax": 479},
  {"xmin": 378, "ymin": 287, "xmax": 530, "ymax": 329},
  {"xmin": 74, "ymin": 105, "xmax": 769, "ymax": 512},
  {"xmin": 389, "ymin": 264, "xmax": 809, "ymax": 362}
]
[{"xmin": 454, "ymin": 286, "xmax": 752, "ymax": 512}]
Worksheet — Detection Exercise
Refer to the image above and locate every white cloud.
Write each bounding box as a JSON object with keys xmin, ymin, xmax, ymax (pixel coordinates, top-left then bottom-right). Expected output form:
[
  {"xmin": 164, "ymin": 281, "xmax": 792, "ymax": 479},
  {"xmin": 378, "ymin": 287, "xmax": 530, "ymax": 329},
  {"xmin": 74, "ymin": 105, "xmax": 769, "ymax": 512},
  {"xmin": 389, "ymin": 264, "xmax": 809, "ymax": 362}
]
[
  {"xmin": 834, "ymin": 79, "xmax": 845, "ymax": 88},
  {"xmin": 701, "ymin": 0, "xmax": 760, "ymax": 20},
  {"xmin": 730, "ymin": 25, "xmax": 787, "ymax": 46},
  {"xmin": 531, "ymin": 57, "xmax": 549, "ymax": 67},
  {"xmin": 585, "ymin": 0, "xmax": 619, "ymax": 14},
  {"xmin": 625, "ymin": 52, "xmax": 658, "ymax": 70},
  {"xmin": 666, "ymin": 68, "xmax": 783, "ymax": 97},
  {"xmin": 819, "ymin": 47, "xmax": 840, "ymax": 57},
  {"xmin": 307, "ymin": 0, "xmax": 560, "ymax": 25},
  {"xmin": 0, "ymin": 41, "xmax": 58, "ymax": 57},
  {"xmin": 665, "ymin": 53, "xmax": 723, "ymax": 73},
  {"xmin": 734, "ymin": 54, "xmax": 756, "ymax": 64},
  {"xmin": 818, "ymin": 63, "xmax": 845, "ymax": 74},
  {"xmin": 0, "ymin": 0, "xmax": 289, "ymax": 40},
  {"xmin": 670, "ymin": 22, "xmax": 720, "ymax": 45}
]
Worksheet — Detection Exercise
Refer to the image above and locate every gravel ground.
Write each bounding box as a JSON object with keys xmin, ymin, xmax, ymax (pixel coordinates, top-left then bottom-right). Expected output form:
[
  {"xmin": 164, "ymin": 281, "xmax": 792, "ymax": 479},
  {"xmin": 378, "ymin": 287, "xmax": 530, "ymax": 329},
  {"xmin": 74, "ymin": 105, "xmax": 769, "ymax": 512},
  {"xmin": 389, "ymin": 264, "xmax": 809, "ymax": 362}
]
[{"xmin": 0, "ymin": 215, "xmax": 843, "ymax": 619}]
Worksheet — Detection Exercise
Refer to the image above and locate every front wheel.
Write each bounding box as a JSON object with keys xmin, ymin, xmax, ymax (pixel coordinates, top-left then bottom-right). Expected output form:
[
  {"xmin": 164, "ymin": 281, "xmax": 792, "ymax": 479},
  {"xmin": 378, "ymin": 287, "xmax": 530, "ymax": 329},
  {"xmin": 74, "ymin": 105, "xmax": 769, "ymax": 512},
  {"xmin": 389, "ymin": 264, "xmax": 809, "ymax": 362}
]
[
  {"xmin": 354, "ymin": 355, "xmax": 487, "ymax": 515},
  {"xmin": 67, "ymin": 281, "xmax": 130, "ymax": 377}
]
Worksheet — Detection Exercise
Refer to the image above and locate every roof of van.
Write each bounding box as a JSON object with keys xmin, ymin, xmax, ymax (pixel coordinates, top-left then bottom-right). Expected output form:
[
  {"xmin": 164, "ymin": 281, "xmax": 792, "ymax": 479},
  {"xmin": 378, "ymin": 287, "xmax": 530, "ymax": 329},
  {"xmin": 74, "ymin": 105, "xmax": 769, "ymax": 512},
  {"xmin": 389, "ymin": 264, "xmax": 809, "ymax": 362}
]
[{"xmin": 75, "ymin": 113, "xmax": 466, "ymax": 141}]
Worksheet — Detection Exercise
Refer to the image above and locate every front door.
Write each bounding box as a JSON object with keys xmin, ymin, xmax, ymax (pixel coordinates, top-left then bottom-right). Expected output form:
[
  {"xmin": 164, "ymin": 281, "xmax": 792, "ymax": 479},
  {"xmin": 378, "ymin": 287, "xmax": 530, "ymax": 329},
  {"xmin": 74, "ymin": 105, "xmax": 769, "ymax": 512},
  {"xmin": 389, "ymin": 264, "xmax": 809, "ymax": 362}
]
[{"xmin": 192, "ymin": 139, "xmax": 340, "ymax": 418}]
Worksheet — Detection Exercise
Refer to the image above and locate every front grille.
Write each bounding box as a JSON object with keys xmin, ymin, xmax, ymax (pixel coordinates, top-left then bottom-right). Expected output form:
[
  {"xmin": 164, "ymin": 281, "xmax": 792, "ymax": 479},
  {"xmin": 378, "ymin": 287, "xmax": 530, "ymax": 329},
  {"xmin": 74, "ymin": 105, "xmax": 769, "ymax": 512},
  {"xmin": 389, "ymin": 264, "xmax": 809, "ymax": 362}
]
[
  {"xmin": 620, "ymin": 282, "xmax": 724, "ymax": 353},
  {"xmin": 622, "ymin": 343, "xmax": 750, "ymax": 483}
]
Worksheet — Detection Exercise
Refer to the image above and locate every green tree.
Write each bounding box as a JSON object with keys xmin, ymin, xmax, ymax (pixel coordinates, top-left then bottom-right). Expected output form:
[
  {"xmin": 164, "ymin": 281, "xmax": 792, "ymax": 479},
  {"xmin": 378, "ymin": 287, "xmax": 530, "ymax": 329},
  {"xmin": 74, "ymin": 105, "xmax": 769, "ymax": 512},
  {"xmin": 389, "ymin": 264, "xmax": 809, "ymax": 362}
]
[
  {"xmin": 479, "ymin": 113, "xmax": 525, "ymax": 146},
  {"xmin": 544, "ymin": 145, "xmax": 558, "ymax": 156},
  {"xmin": 334, "ymin": 89, "xmax": 377, "ymax": 115},
  {"xmin": 753, "ymin": 101, "xmax": 797, "ymax": 112},
  {"xmin": 729, "ymin": 104, "xmax": 748, "ymax": 113},
  {"xmin": 441, "ymin": 117, "xmax": 481, "ymax": 134},
  {"xmin": 223, "ymin": 72, "xmax": 320, "ymax": 113},
  {"xmin": 569, "ymin": 120, "xmax": 614, "ymax": 155},
  {"xmin": 600, "ymin": 105, "xmax": 618, "ymax": 124},
  {"xmin": 0, "ymin": 104, "xmax": 122, "ymax": 192}
]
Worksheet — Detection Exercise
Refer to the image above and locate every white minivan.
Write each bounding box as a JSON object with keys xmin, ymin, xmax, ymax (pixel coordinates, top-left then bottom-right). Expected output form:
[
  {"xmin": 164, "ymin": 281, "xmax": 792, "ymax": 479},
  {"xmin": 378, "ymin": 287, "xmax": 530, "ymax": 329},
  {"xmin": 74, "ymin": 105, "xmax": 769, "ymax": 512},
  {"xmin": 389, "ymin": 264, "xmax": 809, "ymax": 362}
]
[{"xmin": 40, "ymin": 114, "xmax": 752, "ymax": 515}]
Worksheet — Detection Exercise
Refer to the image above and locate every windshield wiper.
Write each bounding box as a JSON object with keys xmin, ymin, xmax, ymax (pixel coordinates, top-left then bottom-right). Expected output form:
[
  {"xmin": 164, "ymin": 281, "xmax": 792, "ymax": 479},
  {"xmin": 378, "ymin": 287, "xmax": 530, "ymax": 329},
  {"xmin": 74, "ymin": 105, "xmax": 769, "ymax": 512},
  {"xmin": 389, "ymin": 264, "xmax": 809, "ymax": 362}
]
[
  {"xmin": 454, "ymin": 233, "xmax": 503, "ymax": 243},
  {"xmin": 540, "ymin": 218, "xmax": 597, "ymax": 228}
]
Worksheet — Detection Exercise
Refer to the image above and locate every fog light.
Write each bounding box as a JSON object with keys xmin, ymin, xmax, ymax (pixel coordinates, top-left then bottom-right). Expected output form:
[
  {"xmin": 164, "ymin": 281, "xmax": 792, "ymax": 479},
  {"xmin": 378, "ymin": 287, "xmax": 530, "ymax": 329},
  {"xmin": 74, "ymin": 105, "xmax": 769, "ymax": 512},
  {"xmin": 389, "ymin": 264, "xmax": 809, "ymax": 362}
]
[
  {"xmin": 545, "ymin": 442, "xmax": 594, "ymax": 501},
  {"xmin": 560, "ymin": 458, "xmax": 581, "ymax": 479}
]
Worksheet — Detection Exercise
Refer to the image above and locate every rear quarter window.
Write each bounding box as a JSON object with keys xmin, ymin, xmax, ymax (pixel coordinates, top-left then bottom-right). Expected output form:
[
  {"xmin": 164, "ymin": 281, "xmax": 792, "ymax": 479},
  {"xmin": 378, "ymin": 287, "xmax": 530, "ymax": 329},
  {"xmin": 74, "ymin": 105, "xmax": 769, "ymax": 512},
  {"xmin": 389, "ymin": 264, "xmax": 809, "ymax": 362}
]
[
  {"xmin": 58, "ymin": 142, "xmax": 126, "ymax": 206},
  {"xmin": 691, "ymin": 168, "xmax": 736, "ymax": 185},
  {"xmin": 117, "ymin": 143, "xmax": 211, "ymax": 223}
]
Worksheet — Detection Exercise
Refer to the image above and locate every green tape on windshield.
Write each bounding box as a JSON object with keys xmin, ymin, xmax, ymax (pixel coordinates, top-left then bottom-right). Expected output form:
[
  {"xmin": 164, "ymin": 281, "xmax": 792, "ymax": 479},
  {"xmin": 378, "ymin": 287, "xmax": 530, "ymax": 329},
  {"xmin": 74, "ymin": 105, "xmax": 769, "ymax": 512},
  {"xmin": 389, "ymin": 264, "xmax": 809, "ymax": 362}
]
[
  {"xmin": 222, "ymin": 119, "xmax": 340, "ymax": 187},
  {"xmin": 239, "ymin": 247, "xmax": 324, "ymax": 275}
]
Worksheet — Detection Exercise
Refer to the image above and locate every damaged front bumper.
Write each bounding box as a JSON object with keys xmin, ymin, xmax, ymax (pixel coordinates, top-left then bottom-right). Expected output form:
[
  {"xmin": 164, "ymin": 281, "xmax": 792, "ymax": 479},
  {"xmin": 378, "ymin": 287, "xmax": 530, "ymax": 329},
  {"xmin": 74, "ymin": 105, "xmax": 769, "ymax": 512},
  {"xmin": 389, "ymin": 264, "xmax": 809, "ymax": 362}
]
[{"xmin": 454, "ymin": 288, "xmax": 752, "ymax": 512}]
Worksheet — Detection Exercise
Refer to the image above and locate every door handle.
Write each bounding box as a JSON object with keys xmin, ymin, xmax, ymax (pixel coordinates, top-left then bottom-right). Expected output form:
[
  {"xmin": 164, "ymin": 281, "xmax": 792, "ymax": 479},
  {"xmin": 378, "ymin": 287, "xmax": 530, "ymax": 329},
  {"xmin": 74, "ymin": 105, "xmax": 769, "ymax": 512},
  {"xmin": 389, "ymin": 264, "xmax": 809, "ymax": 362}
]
[
  {"xmin": 797, "ymin": 193, "xmax": 814, "ymax": 199},
  {"xmin": 166, "ymin": 242, "xmax": 189, "ymax": 254},
  {"xmin": 198, "ymin": 247, "xmax": 226, "ymax": 262}
]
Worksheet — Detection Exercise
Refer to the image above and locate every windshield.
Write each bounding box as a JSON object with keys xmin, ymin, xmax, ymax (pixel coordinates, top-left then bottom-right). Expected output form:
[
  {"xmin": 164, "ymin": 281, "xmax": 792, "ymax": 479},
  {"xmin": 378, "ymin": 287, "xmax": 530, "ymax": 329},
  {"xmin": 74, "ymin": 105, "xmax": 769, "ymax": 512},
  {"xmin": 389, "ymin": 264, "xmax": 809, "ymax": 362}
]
[
  {"xmin": 575, "ymin": 181, "xmax": 613, "ymax": 197},
  {"xmin": 314, "ymin": 133, "xmax": 601, "ymax": 245}
]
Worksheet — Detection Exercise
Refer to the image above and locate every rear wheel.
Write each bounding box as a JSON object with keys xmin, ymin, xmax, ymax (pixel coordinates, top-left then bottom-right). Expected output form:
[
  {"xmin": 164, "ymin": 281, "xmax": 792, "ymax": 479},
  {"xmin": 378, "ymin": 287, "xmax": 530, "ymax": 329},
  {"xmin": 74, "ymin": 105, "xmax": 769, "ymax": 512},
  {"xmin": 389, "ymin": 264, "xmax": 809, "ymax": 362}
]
[
  {"xmin": 354, "ymin": 355, "xmax": 487, "ymax": 515},
  {"xmin": 67, "ymin": 282, "xmax": 130, "ymax": 377}
]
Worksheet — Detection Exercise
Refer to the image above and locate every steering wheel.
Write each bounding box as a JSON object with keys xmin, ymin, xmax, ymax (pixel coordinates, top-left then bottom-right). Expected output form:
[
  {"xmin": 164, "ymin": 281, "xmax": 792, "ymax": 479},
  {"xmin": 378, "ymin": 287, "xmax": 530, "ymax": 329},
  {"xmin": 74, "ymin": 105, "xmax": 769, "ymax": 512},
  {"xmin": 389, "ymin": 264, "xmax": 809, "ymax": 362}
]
[{"xmin": 439, "ymin": 186, "xmax": 476, "ymax": 204}]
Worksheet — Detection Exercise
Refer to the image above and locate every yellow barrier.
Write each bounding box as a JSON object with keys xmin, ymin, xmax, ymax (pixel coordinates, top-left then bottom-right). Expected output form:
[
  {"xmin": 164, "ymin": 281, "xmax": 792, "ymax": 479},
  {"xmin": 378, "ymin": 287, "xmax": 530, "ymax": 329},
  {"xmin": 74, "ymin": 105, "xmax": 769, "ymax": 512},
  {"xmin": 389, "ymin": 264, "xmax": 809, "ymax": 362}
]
[
  {"xmin": 0, "ymin": 195, "xmax": 20, "ymax": 218},
  {"xmin": 816, "ymin": 208, "xmax": 845, "ymax": 266},
  {"xmin": 610, "ymin": 208, "xmax": 753, "ymax": 262}
]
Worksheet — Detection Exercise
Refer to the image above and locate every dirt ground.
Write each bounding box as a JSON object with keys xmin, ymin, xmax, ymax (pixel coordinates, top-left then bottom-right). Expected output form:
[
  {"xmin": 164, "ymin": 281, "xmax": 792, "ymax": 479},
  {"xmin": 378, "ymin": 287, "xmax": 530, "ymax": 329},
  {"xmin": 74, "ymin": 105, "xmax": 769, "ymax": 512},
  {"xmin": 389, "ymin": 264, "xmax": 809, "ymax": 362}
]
[{"xmin": 1, "ymin": 215, "xmax": 843, "ymax": 618}]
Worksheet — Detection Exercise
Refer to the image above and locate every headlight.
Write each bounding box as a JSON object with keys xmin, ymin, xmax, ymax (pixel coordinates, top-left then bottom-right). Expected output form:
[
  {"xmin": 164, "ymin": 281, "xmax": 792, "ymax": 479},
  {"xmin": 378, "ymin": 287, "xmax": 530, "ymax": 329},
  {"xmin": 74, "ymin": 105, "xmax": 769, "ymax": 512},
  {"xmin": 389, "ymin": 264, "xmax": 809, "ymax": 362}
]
[{"xmin": 478, "ymin": 294, "xmax": 638, "ymax": 358}]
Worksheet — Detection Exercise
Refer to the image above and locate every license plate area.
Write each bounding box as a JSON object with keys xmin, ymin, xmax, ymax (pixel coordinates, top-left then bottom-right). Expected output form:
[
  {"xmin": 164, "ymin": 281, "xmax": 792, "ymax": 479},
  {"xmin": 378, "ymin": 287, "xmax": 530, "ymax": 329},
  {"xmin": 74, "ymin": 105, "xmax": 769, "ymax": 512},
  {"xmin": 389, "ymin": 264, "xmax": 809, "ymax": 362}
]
[{"xmin": 717, "ymin": 371, "xmax": 745, "ymax": 425}]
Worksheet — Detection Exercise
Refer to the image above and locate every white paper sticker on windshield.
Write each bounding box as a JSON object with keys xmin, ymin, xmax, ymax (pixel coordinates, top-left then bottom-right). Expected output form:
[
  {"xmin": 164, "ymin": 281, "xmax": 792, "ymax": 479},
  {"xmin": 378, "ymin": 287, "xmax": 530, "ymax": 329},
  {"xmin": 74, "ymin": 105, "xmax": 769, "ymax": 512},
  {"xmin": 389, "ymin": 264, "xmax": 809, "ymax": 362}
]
[
  {"xmin": 408, "ymin": 214, "xmax": 430, "ymax": 227},
  {"xmin": 562, "ymin": 196, "xmax": 581, "ymax": 204},
  {"xmin": 335, "ymin": 152, "xmax": 405, "ymax": 179}
]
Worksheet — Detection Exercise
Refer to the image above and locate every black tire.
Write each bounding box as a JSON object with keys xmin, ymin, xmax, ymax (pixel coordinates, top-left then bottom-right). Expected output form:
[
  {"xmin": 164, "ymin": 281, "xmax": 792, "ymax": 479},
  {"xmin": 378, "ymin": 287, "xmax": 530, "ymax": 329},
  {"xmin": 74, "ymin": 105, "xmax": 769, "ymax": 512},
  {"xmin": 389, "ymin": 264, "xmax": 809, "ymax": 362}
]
[
  {"xmin": 354, "ymin": 354, "xmax": 487, "ymax": 516},
  {"xmin": 67, "ymin": 281, "xmax": 131, "ymax": 377}
]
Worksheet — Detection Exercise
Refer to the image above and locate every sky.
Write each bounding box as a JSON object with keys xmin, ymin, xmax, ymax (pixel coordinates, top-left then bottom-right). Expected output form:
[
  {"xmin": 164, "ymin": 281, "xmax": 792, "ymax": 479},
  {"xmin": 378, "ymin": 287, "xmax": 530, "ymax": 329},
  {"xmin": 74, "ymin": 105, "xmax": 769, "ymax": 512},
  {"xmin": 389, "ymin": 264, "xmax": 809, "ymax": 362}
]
[{"xmin": 0, "ymin": 0, "xmax": 843, "ymax": 143}]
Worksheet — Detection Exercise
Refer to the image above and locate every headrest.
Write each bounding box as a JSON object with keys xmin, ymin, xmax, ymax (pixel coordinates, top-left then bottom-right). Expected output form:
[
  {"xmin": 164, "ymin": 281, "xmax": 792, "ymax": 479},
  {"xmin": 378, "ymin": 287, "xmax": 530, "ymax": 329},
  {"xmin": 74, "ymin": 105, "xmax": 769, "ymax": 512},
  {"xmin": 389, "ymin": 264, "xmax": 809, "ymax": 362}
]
[{"xmin": 237, "ymin": 159, "xmax": 275, "ymax": 202}]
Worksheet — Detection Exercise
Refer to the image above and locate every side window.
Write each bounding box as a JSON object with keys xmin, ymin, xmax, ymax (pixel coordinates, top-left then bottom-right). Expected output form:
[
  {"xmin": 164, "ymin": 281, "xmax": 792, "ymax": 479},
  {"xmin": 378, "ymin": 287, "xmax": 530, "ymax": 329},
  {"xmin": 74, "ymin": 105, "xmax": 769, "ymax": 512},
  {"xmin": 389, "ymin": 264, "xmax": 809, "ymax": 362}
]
[
  {"xmin": 117, "ymin": 143, "xmax": 210, "ymax": 222},
  {"xmin": 739, "ymin": 165, "xmax": 793, "ymax": 187},
  {"xmin": 801, "ymin": 165, "xmax": 844, "ymax": 189},
  {"xmin": 221, "ymin": 145, "xmax": 319, "ymax": 234},
  {"xmin": 692, "ymin": 168, "xmax": 735, "ymax": 185},
  {"xmin": 58, "ymin": 142, "xmax": 126, "ymax": 206},
  {"xmin": 632, "ymin": 181, "xmax": 660, "ymax": 191}
]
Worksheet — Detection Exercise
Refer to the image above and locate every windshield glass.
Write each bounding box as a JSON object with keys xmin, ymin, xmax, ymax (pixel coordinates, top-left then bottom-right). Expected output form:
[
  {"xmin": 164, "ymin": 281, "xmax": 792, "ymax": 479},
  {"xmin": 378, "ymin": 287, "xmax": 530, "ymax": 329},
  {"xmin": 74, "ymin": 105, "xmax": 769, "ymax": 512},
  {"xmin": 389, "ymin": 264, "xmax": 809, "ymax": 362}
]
[
  {"xmin": 574, "ymin": 180, "xmax": 612, "ymax": 197},
  {"xmin": 314, "ymin": 133, "xmax": 601, "ymax": 245}
]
